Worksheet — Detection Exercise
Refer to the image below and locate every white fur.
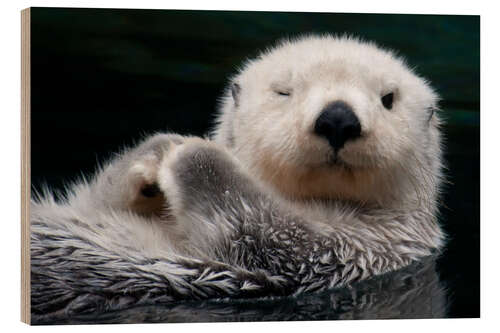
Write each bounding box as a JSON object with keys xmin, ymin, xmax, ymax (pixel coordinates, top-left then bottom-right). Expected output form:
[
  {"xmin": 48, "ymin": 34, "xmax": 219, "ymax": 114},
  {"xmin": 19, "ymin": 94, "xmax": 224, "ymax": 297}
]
[{"xmin": 213, "ymin": 35, "xmax": 443, "ymax": 216}]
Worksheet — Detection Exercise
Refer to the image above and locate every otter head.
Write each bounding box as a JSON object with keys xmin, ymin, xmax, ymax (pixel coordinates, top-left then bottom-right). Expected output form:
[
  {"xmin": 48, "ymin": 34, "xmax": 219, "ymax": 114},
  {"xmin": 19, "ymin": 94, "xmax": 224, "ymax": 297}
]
[{"xmin": 213, "ymin": 35, "xmax": 443, "ymax": 213}]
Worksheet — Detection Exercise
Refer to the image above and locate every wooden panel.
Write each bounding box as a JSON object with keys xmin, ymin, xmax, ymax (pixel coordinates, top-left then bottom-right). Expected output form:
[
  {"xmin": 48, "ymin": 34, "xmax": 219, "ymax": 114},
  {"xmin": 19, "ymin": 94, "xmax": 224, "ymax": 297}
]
[{"xmin": 21, "ymin": 7, "xmax": 31, "ymax": 325}]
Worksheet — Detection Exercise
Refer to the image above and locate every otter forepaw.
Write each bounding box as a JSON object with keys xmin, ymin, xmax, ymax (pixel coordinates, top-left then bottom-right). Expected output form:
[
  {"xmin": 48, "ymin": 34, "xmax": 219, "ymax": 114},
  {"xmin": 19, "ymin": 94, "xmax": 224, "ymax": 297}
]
[
  {"xmin": 157, "ymin": 137, "xmax": 251, "ymax": 217},
  {"xmin": 103, "ymin": 133, "xmax": 189, "ymax": 216}
]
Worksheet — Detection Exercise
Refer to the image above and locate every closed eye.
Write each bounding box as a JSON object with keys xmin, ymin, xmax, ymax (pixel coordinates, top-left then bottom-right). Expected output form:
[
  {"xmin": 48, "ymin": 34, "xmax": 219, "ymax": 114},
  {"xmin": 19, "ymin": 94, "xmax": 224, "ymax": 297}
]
[
  {"xmin": 275, "ymin": 90, "xmax": 291, "ymax": 96},
  {"xmin": 271, "ymin": 82, "xmax": 292, "ymax": 97}
]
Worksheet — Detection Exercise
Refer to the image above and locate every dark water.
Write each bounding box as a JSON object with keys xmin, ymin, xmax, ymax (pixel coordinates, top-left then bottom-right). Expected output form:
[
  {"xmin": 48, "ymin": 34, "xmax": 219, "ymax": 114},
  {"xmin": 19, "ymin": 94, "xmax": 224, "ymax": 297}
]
[{"xmin": 29, "ymin": 8, "xmax": 479, "ymax": 323}]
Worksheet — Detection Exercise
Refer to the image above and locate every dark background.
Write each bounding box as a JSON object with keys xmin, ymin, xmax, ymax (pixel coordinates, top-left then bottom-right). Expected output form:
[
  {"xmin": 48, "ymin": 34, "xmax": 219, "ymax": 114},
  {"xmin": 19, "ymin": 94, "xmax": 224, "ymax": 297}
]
[{"xmin": 30, "ymin": 8, "xmax": 480, "ymax": 319}]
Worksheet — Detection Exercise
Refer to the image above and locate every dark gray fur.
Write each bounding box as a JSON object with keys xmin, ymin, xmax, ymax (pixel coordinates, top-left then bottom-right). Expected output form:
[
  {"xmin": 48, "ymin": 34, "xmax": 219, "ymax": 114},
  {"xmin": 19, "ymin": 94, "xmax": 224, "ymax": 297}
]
[
  {"xmin": 32, "ymin": 257, "xmax": 446, "ymax": 324},
  {"xmin": 31, "ymin": 135, "xmax": 442, "ymax": 322}
]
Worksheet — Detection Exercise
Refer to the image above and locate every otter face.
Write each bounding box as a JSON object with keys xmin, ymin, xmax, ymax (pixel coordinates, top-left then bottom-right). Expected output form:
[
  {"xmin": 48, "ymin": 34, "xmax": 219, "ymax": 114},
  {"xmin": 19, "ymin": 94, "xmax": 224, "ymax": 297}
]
[{"xmin": 214, "ymin": 36, "xmax": 442, "ymax": 208}]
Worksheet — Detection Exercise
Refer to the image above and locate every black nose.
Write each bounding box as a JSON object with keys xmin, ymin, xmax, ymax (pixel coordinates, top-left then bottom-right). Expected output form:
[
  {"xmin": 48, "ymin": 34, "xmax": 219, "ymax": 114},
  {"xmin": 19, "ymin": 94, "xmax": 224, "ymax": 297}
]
[{"xmin": 314, "ymin": 101, "xmax": 361, "ymax": 152}]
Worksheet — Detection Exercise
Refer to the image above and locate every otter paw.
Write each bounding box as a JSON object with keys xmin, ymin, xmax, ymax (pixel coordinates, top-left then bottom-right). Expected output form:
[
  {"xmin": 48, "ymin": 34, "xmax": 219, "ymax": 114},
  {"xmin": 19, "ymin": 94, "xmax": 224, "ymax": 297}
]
[
  {"xmin": 122, "ymin": 133, "xmax": 188, "ymax": 216},
  {"xmin": 156, "ymin": 137, "xmax": 249, "ymax": 216}
]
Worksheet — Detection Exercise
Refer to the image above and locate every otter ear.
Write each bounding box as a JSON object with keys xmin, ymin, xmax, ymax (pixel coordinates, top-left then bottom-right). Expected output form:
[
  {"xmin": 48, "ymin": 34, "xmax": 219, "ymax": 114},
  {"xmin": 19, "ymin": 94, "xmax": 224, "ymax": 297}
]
[
  {"xmin": 427, "ymin": 101, "xmax": 440, "ymax": 123},
  {"xmin": 231, "ymin": 82, "xmax": 241, "ymax": 107},
  {"xmin": 427, "ymin": 108, "xmax": 435, "ymax": 122}
]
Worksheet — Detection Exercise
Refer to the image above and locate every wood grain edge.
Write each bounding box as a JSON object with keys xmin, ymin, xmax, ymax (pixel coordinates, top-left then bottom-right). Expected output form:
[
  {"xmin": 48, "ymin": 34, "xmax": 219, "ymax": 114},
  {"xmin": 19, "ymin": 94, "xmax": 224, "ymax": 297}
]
[{"xmin": 21, "ymin": 7, "xmax": 31, "ymax": 325}]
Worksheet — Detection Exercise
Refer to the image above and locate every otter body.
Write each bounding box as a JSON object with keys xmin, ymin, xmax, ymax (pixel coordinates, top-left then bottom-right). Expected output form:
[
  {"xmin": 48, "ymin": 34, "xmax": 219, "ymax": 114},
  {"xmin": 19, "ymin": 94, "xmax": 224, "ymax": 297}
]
[{"xmin": 31, "ymin": 35, "xmax": 445, "ymax": 320}]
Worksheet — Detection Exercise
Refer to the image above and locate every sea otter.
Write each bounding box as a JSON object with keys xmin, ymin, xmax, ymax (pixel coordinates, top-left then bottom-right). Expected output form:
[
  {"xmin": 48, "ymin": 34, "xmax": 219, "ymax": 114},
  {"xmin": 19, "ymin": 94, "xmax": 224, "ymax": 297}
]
[{"xmin": 30, "ymin": 35, "xmax": 444, "ymax": 321}]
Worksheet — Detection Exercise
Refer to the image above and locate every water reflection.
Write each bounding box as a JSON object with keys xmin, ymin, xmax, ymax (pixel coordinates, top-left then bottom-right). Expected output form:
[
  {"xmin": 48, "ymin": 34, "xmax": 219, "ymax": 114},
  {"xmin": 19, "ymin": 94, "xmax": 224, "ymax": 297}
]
[{"xmin": 33, "ymin": 256, "xmax": 447, "ymax": 324}]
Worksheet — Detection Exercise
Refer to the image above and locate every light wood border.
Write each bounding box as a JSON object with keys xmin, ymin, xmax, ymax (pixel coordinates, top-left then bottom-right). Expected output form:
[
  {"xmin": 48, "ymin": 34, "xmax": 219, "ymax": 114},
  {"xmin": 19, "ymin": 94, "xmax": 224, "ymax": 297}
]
[{"xmin": 21, "ymin": 7, "xmax": 31, "ymax": 325}]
